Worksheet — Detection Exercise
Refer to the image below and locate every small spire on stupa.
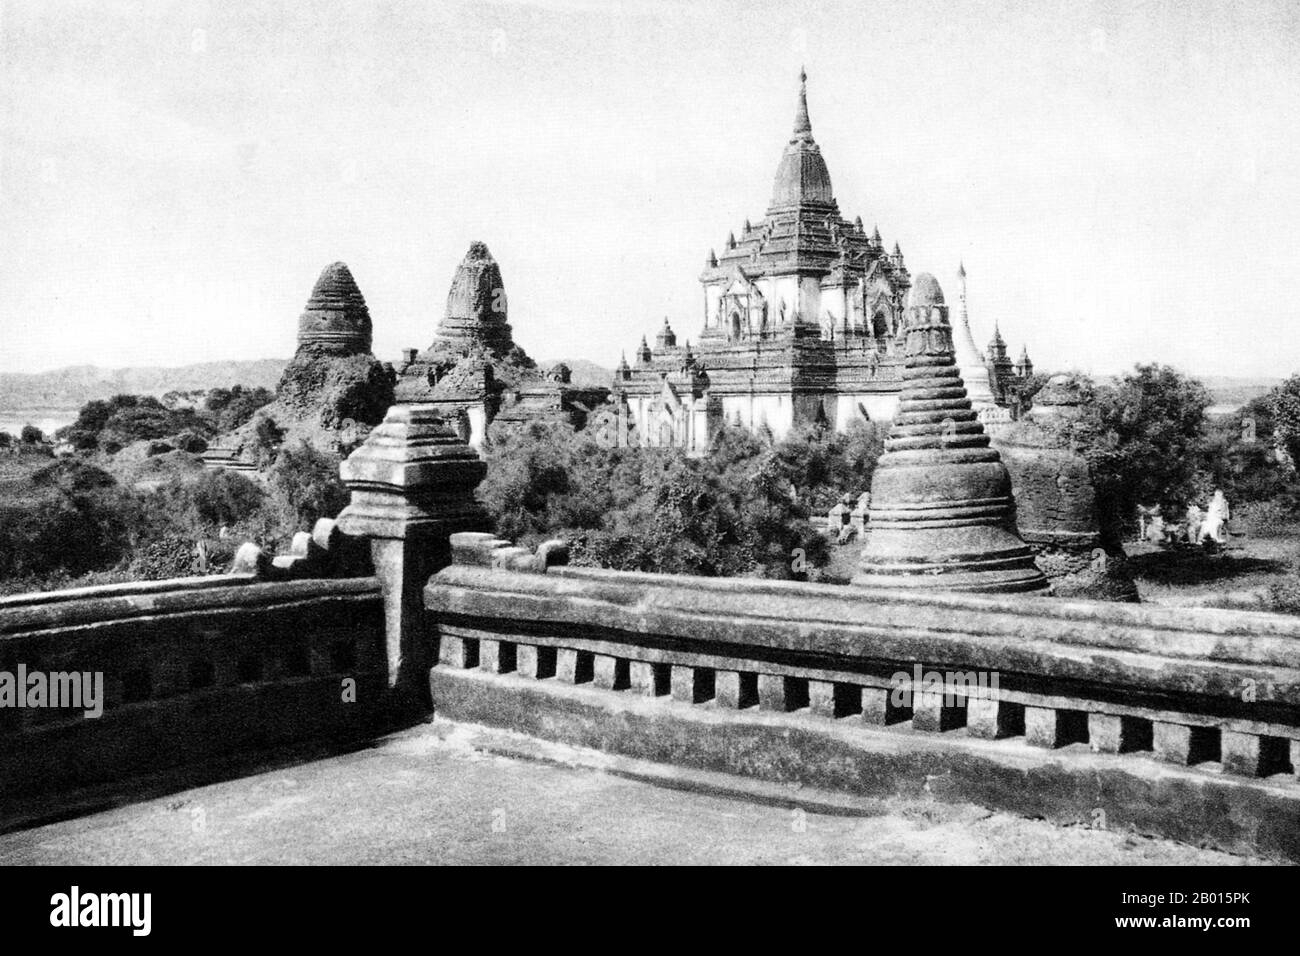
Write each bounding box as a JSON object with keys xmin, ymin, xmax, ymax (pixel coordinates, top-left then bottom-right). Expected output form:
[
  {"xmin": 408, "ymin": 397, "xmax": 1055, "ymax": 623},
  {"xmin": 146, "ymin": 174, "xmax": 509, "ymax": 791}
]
[
  {"xmin": 872, "ymin": 225, "xmax": 881, "ymax": 243},
  {"xmin": 727, "ymin": 231, "xmax": 736, "ymax": 249},
  {"xmin": 793, "ymin": 66, "xmax": 812, "ymax": 138},
  {"xmin": 854, "ymin": 216, "xmax": 864, "ymax": 232},
  {"xmin": 656, "ymin": 317, "xmax": 677, "ymax": 349},
  {"xmin": 707, "ymin": 248, "xmax": 717, "ymax": 268}
]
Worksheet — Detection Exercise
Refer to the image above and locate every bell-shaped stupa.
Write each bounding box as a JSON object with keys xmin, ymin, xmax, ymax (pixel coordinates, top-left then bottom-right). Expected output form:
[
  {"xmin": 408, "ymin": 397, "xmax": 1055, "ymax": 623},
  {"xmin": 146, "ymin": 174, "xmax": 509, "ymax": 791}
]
[
  {"xmin": 853, "ymin": 273, "xmax": 1047, "ymax": 594},
  {"xmin": 296, "ymin": 261, "xmax": 373, "ymax": 355}
]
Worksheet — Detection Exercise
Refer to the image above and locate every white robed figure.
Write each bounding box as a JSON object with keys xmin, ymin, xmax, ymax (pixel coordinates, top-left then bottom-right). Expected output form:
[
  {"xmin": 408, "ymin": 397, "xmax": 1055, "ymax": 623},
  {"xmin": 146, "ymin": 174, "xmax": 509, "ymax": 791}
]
[
  {"xmin": 1198, "ymin": 490, "xmax": 1230, "ymax": 546},
  {"xmin": 1184, "ymin": 503, "xmax": 1203, "ymax": 544}
]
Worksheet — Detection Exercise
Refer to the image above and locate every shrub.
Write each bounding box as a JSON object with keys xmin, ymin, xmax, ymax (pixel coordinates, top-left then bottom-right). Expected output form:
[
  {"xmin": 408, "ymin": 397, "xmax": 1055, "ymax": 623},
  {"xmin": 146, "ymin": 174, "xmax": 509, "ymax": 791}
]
[
  {"xmin": 266, "ymin": 441, "xmax": 348, "ymax": 532},
  {"xmin": 20, "ymin": 424, "xmax": 43, "ymax": 444},
  {"xmin": 172, "ymin": 431, "xmax": 209, "ymax": 454},
  {"xmin": 183, "ymin": 469, "xmax": 266, "ymax": 529}
]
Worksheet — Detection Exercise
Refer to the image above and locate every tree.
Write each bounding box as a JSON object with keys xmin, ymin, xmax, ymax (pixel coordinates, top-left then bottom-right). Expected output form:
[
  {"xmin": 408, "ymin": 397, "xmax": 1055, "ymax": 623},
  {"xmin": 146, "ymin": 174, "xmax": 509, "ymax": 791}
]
[
  {"xmin": 20, "ymin": 424, "xmax": 43, "ymax": 444},
  {"xmin": 206, "ymin": 384, "xmax": 274, "ymax": 432},
  {"xmin": 267, "ymin": 441, "xmax": 348, "ymax": 531},
  {"xmin": 251, "ymin": 415, "xmax": 285, "ymax": 466},
  {"xmin": 1270, "ymin": 374, "xmax": 1300, "ymax": 469},
  {"xmin": 477, "ymin": 418, "xmax": 877, "ymax": 580},
  {"xmin": 1080, "ymin": 364, "xmax": 1210, "ymax": 534}
]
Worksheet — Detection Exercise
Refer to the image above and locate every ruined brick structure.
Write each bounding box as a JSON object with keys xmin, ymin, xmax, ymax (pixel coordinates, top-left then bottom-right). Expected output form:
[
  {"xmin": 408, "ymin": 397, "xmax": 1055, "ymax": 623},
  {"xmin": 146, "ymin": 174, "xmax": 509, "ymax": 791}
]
[
  {"xmin": 204, "ymin": 262, "xmax": 395, "ymax": 467},
  {"xmin": 995, "ymin": 373, "xmax": 1139, "ymax": 601},
  {"xmin": 395, "ymin": 243, "xmax": 608, "ymax": 447}
]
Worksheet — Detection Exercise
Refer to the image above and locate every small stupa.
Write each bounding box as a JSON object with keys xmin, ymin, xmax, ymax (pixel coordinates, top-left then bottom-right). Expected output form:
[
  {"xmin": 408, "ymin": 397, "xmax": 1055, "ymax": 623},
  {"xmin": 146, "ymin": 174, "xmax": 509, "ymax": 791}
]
[{"xmin": 853, "ymin": 273, "xmax": 1047, "ymax": 594}]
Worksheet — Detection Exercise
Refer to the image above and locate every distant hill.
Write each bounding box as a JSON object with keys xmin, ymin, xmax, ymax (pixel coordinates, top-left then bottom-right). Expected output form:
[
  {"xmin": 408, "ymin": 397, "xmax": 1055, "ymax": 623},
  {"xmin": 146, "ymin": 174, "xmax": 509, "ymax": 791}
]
[
  {"xmin": 1094, "ymin": 373, "xmax": 1279, "ymax": 412},
  {"xmin": 0, "ymin": 360, "xmax": 287, "ymax": 411}
]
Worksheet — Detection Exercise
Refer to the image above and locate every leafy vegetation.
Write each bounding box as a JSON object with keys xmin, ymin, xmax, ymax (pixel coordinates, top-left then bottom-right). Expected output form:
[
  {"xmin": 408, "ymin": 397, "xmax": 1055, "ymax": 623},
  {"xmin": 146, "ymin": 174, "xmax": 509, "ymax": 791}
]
[
  {"xmin": 478, "ymin": 416, "xmax": 885, "ymax": 580},
  {"xmin": 59, "ymin": 387, "xmax": 272, "ymax": 453},
  {"xmin": 0, "ymin": 440, "xmax": 351, "ymax": 595}
]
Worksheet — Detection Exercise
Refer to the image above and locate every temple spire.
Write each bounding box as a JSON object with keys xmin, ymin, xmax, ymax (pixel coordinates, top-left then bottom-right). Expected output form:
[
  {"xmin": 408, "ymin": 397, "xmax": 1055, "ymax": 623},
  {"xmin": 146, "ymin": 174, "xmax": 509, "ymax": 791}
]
[{"xmin": 793, "ymin": 67, "xmax": 812, "ymax": 139}]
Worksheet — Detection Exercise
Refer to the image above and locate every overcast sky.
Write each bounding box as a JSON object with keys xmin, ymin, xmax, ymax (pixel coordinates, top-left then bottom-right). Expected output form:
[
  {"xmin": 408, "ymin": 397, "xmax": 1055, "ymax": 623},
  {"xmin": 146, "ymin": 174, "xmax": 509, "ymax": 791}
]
[{"xmin": 2, "ymin": 0, "xmax": 1298, "ymax": 379}]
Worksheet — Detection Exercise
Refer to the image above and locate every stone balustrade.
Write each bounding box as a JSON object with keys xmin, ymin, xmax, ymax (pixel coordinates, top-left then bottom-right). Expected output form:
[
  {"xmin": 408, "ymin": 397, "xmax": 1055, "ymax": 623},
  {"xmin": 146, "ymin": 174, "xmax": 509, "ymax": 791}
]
[
  {"xmin": 0, "ymin": 573, "xmax": 389, "ymax": 829},
  {"xmin": 426, "ymin": 531, "xmax": 1300, "ymax": 860}
]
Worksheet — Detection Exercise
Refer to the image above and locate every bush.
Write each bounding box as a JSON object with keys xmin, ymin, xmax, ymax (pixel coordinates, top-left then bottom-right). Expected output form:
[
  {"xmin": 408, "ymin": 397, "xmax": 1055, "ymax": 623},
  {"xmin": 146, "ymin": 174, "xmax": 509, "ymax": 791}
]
[
  {"xmin": 0, "ymin": 476, "xmax": 138, "ymax": 579},
  {"xmin": 62, "ymin": 393, "xmax": 219, "ymax": 453},
  {"xmin": 266, "ymin": 441, "xmax": 348, "ymax": 532},
  {"xmin": 206, "ymin": 385, "xmax": 274, "ymax": 433},
  {"xmin": 20, "ymin": 424, "xmax": 43, "ymax": 444},
  {"xmin": 172, "ymin": 431, "xmax": 209, "ymax": 454},
  {"xmin": 478, "ymin": 419, "xmax": 876, "ymax": 580}
]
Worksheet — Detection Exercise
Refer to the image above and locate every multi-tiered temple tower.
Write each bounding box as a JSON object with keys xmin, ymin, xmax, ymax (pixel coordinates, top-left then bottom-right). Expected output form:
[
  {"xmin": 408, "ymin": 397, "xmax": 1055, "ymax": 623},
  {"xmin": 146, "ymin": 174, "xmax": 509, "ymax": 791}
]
[{"xmin": 613, "ymin": 71, "xmax": 1033, "ymax": 451}]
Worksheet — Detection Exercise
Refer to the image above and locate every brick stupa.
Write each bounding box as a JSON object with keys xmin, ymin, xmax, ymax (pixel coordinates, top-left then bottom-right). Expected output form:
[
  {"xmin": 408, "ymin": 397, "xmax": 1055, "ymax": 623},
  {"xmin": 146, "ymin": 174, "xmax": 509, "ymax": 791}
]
[
  {"xmin": 394, "ymin": 242, "xmax": 539, "ymax": 446},
  {"xmin": 995, "ymin": 373, "xmax": 1139, "ymax": 601},
  {"xmin": 204, "ymin": 261, "xmax": 394, "ymax": 468},
  {"xmin": 295, "ymin": 261, "xmax": 373, "ymax": 355},
  {"xmin": 853, "ymin": 273, "xmax": 1047, "ymax": 594}
]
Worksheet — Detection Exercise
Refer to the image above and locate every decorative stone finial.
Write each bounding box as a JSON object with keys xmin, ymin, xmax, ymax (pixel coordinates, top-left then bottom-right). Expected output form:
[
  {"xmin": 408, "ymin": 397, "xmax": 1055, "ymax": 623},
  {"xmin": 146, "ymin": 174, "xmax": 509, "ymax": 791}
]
[
  {"xmin": 854, "ymin": 274, "xmax": 1047, "ymax": 593},
  {"xmin": 296, "ymin": 262, "xmax": 373, "ymax": 355},
  {"xmin": 656, "ymin": 317, "xmax": 677, "ymax": 349}
]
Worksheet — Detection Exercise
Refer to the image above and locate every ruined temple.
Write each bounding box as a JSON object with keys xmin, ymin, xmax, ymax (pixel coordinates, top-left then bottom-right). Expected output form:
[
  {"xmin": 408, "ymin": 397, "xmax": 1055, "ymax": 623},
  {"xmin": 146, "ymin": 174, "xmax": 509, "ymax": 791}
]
[
  {"xmin": 205, "ymin": 262, "xmax": 394, "ymax": 466},
  {"xmin": 395, "ymin": 242, "xmax": 607, "ymax": 447},
  {"xmin": 853, "ymin": 274, "xmax": 1047, "ymax": 594},
  {"xmin": 613, "ymin": 72, "xmax": 1033, "ymax": 450}
]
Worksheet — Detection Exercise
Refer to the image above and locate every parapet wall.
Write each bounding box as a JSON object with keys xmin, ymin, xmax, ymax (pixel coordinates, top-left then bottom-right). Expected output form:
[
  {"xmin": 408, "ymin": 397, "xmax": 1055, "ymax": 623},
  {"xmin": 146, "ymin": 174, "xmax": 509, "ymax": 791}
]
[
  {"xmin": 425, "ymin": 532, "xmax": 1300, "ymax": 861},
  {"xmin": 0, "ymin": 573, "xmax": 389, "ymax": 829}
]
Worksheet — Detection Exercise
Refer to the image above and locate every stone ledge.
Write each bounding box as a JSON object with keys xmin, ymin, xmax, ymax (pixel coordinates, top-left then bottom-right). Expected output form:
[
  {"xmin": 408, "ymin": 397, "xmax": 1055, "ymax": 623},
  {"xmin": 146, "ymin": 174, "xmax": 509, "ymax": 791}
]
[
  {"xmin": 427, "ymin": 566, "xmax": 1300, "ymax": 708},
  {"xmin": 430, "ymin": 666, "xmax": 1300, "ymax": 862},
  {"xmin": 0, "ymin": 576, "xmax": 380, "ymax": 635}
]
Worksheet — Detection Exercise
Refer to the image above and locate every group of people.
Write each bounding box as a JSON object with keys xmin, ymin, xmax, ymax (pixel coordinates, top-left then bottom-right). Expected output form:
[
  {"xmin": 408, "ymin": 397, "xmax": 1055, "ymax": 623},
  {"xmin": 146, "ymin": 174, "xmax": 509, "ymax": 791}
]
[{"xmin": 1138, "ymin": 490, "xmax": 1232, "ymax": 549}]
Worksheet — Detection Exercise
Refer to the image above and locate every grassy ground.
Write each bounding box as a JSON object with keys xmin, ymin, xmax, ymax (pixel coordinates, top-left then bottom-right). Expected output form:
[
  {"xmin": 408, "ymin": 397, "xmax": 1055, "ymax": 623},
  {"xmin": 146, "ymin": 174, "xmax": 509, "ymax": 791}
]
[
  {"xmin": 814, "ymin": 516, "xmax": 1300, "ymax": 613},
  {"xmin": 1127, "ymin": 535, "xmax": 1300, "ymax": 610}
]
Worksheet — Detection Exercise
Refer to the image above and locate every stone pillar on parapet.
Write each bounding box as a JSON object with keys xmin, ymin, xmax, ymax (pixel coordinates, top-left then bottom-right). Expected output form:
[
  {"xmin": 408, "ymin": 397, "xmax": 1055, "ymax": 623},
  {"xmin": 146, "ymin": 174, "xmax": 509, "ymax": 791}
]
[{"xmin": 338, "ymin": 404, "xmax": 489, "ymax": 700}]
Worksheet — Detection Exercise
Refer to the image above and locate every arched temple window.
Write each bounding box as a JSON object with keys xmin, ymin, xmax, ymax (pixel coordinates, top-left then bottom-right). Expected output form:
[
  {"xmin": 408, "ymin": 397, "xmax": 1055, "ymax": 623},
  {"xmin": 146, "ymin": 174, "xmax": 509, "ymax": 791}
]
[{"xmin": 872, "ymin": 311, "xmax": 890, "ymax": 340}]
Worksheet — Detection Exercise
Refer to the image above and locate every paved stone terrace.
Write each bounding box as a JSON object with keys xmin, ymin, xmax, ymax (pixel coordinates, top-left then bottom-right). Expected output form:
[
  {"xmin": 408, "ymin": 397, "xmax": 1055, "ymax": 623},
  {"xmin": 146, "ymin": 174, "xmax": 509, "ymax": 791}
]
[{"xmin": 0, "ymin": 723, "xmax": 1263, "ymax": 866}]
